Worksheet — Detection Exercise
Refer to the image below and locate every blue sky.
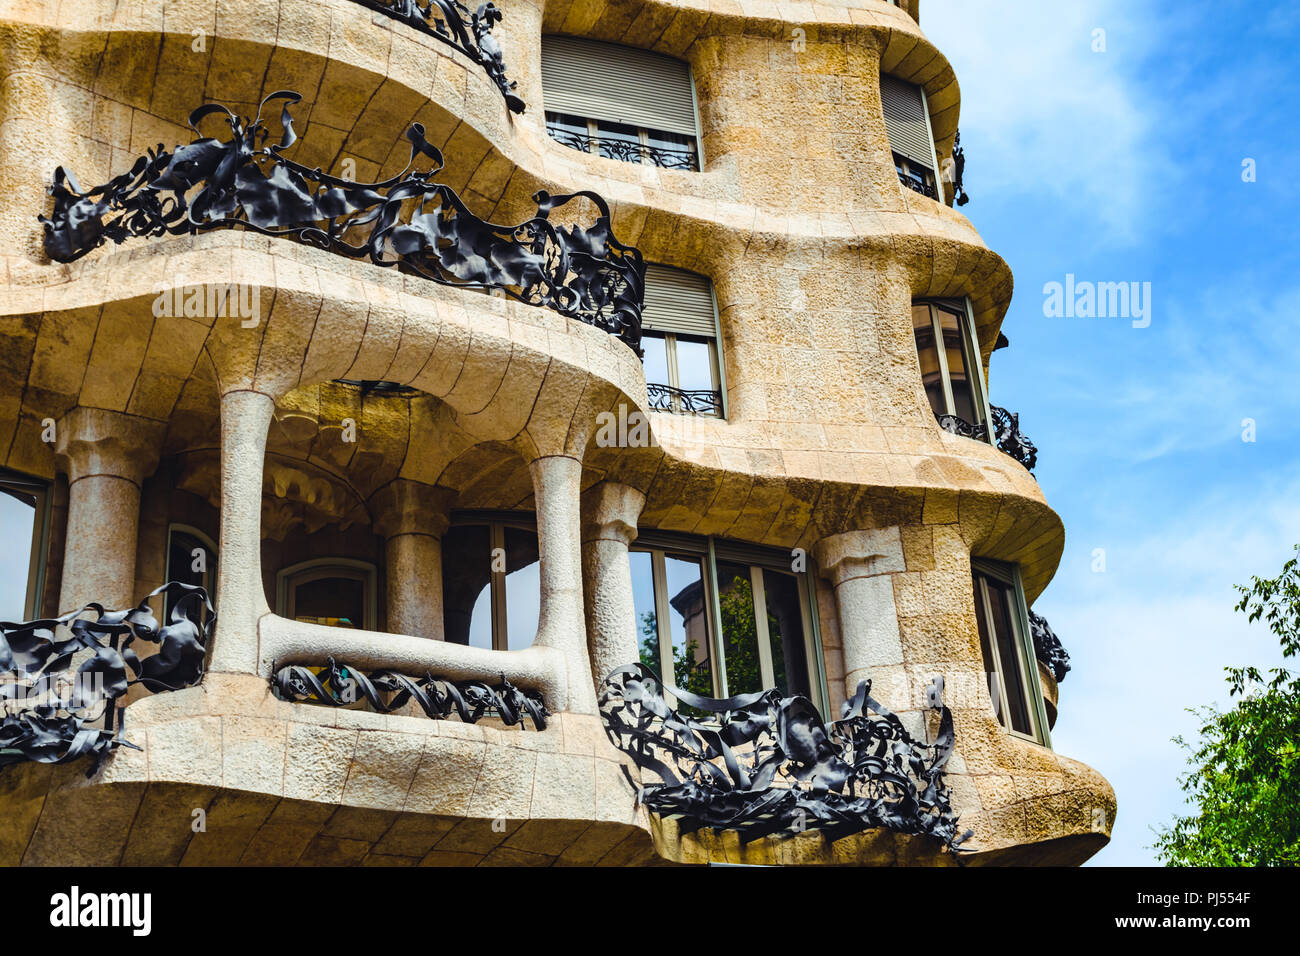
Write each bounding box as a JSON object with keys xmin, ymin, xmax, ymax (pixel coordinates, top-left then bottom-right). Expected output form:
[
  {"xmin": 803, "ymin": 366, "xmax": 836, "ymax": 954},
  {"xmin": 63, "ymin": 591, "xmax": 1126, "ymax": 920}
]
[{"xmin": 926, "ymin": 0, "xmax": 1300, "ymax": 864}]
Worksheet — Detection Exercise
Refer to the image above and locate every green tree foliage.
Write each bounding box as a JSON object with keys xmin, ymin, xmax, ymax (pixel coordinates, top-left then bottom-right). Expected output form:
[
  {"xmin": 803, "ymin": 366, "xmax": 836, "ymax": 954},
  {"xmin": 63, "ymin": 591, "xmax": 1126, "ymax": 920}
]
[{"xmin": 1154, "ymin": 546, "xmax": 1300, "ymax": 866}]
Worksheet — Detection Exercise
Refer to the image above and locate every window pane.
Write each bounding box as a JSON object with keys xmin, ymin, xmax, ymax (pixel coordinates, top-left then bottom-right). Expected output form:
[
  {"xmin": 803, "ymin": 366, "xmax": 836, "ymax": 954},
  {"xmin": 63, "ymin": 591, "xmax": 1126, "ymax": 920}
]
[
  {"xmin": 977, "ymin": 573, "xmax": 1033, "ymax": 736},
  {"xmin": 645, "ymin": 128, "xmax": 698, "ymax": 170},
  {"xmin": 664, "ymin": 554, "xmax": 713, "ymax": 698},
  {"xmin": 674, "ymin": 336, "xmax": 715, "ymax": 393},
  {"xmin": 0, "ymin": 486, "xmax": 35, "ymax": 620},
  {"xmin": 938, "ymin": 306, "xmax": 980, "ymax": 424},
  {"xmin": 629, "ymin": 550, "xmax": 660, "ymax": 675},
  {"xmin": 973, "ymin": 577, "xmax": 1003, "ymax": 726},
  {"xmin": 912, "ymin": 305, "xmax": 947, "ymax": 417},
  {"xmin": 545, "ymin": 111, "xmax": 590, "ymax": 152},
  {"xmin": 642, "ymin": 333, "xmax": 670, "ymax": 388},
  {"xmin": 594, "ymin": 119, "xmax": 642, "ymax": 163},
  {"xmin": 763, "ymin": 568, "xmax": 811, "ymax": 699},
  {"xmin": 714, "ymin": 560, "xmax": 763, "ymax": 696},
  {"xmin": 294, "ymin": 576, "xmax": 364, "ymax": 629},
  {"xmin": 442, "ymin": 524, "xmax": 492, "ymax": 648},
  {"xmin": 504, "ymin": 526, "xmax": 540, "ymax": 650}
]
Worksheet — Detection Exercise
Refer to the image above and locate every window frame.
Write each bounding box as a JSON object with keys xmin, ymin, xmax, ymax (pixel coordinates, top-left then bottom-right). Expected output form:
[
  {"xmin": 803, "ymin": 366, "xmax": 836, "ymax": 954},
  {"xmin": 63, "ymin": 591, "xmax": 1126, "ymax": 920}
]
[
  {"xmin": 913, "ymin": 297, "xmax": 993, "ymax": 430},
  {"xmin": 164, "ymin": 523, "xmax": 217, "ymax": 617},
  {"xmin": 631, "ymin": 531, "xmax": 828, "ymax": 715},
  {"xmin": 642, "ymin": 330, "xmax": 725, "ymax": 417},
  {"xmin": 276, "ymin": 557, "xmax": 378, "ymax": 632},
  {"xmin": 445, "ymin": 510, "xmax": 540, "ymax": 652},
  {"xmin": 972, "ymin": 558, "xmax": 1052, "ymax": 747},
  {"xmin": 0, "ymin": 467, "xmax": 51, "ymax": 621}
]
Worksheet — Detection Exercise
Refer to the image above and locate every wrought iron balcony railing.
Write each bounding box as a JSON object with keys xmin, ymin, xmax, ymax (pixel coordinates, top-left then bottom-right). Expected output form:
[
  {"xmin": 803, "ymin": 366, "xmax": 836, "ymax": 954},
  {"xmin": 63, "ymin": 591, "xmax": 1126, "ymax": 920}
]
[
  {"xmin": 548, "ymin": 130, "xmax": 699, "ymax": 171},
  {"xmin": 1029, "ymin": 611, "xmax": 1071, "ymax": 683},
  {"xmin": 0, "ymin": 583, "xmax": 213, "ymax": 773},
  {"xmin": 352, "ymin": 0, "xmax": 524, "ymax": 112},
  {"xmin": 935, "ymin": 405, "xmax": 1038, "ymax": 473},
  {"xmin": 272, "ymin": 657, "xmax": 549, "ymax": 729},
  {"xmin": 39, "ymin": 91, "xmax": 645, "ymax": 354},
  {"xmin": 646, "ymin": 383, "xmax": 722, "ymax": 416},
  {"xmin": 599, "ymin": 663, "xmax": 972, "ymax": 851},
  {"xmin": 899, "ymin": 171, "xmax": 939, "ymax": 199}
]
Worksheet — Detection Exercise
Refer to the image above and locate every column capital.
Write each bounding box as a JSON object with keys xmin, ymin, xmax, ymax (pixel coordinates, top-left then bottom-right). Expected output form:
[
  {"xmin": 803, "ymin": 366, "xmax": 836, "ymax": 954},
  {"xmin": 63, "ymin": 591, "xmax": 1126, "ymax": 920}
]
[
  {"xmin": 54, "ymin": 407, "xmax": 165, "ymax": 486},
  {"xmin": 368, "ymin": 480, "xmax": 454, "ymax": 540},
  {"xmin": 812, "ymin": 527, "xmax": 905, "ymax": 586},
  {"xmin": 580, "ymin": 481, "xmax": 646, "ymax": 547}
]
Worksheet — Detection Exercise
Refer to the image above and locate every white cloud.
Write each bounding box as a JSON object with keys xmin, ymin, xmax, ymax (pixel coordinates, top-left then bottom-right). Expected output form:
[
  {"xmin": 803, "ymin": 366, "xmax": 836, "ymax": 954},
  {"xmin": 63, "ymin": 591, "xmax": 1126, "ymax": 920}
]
[{"xmin": 924, "ymin": 0, "xmax": 1164, "ymax": 243}]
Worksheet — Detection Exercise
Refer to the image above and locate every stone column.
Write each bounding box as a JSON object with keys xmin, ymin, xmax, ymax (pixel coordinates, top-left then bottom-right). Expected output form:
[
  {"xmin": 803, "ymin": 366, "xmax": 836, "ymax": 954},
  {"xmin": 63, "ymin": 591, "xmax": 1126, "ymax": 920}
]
[
  {"xmin": 369, "ymin": 480, "xmax": 453, "ymax": 639},
  {"xmin": 208, "ymin": 388, "xmax": 275, "ymax": 675},
  {"xmin": 528, "ymin": 454, "xmax": 596, "ymax": 714},
  {"xmin": 812, "ymin": 528, "xmax": 909, "ymax": 712},
  {"xmin": 580, "ymin": 481, "xmax": 646, "ymax": 687},
  {"xmin": 54, "ymin": 408, "xmax": 164, "ymax": 612}
]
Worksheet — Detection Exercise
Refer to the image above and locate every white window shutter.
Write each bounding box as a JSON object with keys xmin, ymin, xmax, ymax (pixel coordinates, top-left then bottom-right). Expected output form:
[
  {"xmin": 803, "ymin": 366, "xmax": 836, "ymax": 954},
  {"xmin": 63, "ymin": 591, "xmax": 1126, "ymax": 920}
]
[
  {"xmin": 642, "ymin": 264, "xmax": 717, "ymax": 338},
  {"xmin": 541, "ymin": 36, "xmax": 699, "ymax": 138},
  {"xmin": 880, "ymin": 74, "xmax": 934, "ymax": 169}
]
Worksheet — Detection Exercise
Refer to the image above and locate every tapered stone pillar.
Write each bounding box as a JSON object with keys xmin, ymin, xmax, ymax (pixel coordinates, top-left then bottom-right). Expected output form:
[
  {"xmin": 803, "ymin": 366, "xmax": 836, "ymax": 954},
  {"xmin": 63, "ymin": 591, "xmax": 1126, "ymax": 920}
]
[
  {"xmin": 208, "ymin": 388, "xmax": 275, "ymax": 674},
  {"xmin": 812, "ymin": 528, "xmax": 909, "ymax": 711},
  {"xmin": 580, "ymin": 482, "xmax": 646, "ymax": 688},
  {"xmin": 54, "ymin": 408, "xmax": 164, "ymax": 612},
  {"xmin": 528, "ymin": 454, "xmax": 596, "ymax": 714},
  {"xmin": 369, "ymin": 480, "xmax": 453, "ymax": 639}
]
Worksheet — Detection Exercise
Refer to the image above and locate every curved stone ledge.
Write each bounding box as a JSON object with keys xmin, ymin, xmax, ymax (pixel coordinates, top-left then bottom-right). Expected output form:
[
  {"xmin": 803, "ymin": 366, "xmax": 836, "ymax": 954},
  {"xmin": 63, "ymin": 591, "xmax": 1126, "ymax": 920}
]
[{"xmin": 0, "ymin": 673, "xmax": 659, "ymax": 866}]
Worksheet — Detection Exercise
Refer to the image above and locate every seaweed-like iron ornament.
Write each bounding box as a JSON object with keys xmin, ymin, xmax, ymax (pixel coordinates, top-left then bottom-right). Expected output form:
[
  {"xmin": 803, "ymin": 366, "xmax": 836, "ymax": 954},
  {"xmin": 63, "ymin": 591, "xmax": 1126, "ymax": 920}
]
[
  {"xmin": 39, "ymin": 91, "xmax": 645, "ymax": 354},
  {"xmin": 0, "ymin": 583, "xmax": 214, "ymax": 774},
  {"xmin": 355, "ymin": 0, "xmax": 524, "ymax": 113},
  {"xmin": 599, "ymin": 663, "xmax": 972, "ymax": 850},
  {"xmin": 272, "ymin": 657, "xmax": 550, "ymax": 730},
  {"xmin": 1029, "ymin": 610, "xmax": 1071, "ymax": 683}
]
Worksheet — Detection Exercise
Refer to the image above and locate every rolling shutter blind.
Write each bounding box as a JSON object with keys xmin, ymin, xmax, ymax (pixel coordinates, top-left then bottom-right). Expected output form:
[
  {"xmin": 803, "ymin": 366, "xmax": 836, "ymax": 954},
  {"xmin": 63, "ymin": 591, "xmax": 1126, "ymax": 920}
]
[
  {"xmin": 541, "ymin": 36, "xmax": 699, "ymax": 138},
  {"xmin": 643, "ymin": 264, "xmax": 716, "ymax": 338},
  {"xmin": 880, "ymin": 75, "xmax": 934, "ymax": 169}
]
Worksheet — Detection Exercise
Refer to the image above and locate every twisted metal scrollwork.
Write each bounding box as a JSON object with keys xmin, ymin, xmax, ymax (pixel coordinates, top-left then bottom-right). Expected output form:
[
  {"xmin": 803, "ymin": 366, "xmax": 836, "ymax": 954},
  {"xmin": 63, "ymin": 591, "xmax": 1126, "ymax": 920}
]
[
  {"xmin": 1029, "ymin": 610, "xmax": 1071, "ymax": 683},
  {"xmin": 899, "ymin": 171, "xmax": 939, "ymax": 199},
  {"xmin": 990, "ymin": 405, "xmax": 1038, "ymax": 472},
  {"xmin": 935, "ymin": 406, "xmax": 1038, "ymax": 473},
  {"xmin": 951, "ymin": 129, "xmax": 970, "ymax": 206},
  {"xmin": 0, "ymin": 583, "xmax": 214, "ymax": 774},
  {"xmin": 548, "ymin": 130, "xmax": 698, "ymax": 171},
  {"xmin": 599, "ymin": 663, "xmax": 972, "ymax": 850},
  {"xmin": 353, "ymin": 0, "xmax": 524, "ymax": 112},
  {"xmin": 646, "ymin": 383, "xmax": 722, "ymax": 416},
  {"xmin": 39, "ymin": 91, "xmax": 645, "ymax": 354},
  {"xmin": 271, "ymin": 657, "xmax": 549, "ymax": 730}
]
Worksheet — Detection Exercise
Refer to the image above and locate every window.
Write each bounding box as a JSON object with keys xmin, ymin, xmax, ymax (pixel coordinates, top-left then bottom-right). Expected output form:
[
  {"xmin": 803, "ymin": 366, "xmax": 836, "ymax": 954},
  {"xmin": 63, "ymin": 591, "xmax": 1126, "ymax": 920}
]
[
  {"xmin": 164, "ymin": 525, "xmax": 217, "ymax": 616},
  {"xmin": 441, "ymin": 516, "xmax": 539, "ymax": 651},
  {"xmin": 541, "ymin": 36, "xmax": 702, "ymax": 171},
  {"xmin": 277, "ymin": 559, "xmax": 377, "ymax": 630},
  {"xmin": 913, "ymin": 299, "xmax": 990, "ymax": 432},
  {"xmin": 0, "ymin": 468, "xmax": 49, "ymax": 621},
  {"xmin": 973, "ymin": 560, "xmax": 1050, "ymax": 745},
  {"xmin": 631, "ymin": 533, "xmax": 824, "ymax": 710},
  {"xmin": 642, "ymin": 264, "xmax": 725, "ymax": 417},
  {"xmin": 881, "ymin": 74, "xmax": 939, "ymax": 199}
]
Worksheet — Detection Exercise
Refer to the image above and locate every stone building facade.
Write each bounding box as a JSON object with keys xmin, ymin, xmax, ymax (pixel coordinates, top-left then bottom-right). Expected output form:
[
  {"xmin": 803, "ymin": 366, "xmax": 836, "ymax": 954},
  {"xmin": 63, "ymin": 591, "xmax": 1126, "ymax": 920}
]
[{"xmin": 0, "ymin": 0, "xmax": 1114, "ymax": 866}]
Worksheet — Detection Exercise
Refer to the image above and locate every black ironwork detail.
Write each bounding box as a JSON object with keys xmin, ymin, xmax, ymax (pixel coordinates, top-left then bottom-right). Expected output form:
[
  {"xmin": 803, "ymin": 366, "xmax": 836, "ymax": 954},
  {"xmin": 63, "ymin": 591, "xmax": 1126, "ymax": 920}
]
[
  {"xmin": 599, "ymin": 663, "xmax": 972, "ymax": 850},
  {"xmin": 934, "ymin": 406, "xmax": 1039, "ymax": 473},
  {"xmin": 646, "ymin": 383, "xmax": 722, "ymax": 416},
  {"xmin": 548, "ymin": 130, "xmax": 698, "ymax": 171},
  {"xmin": 334, "ymin": 379, "xmax": 418, "ymax": 396},
  {"xmin": 352, "ymin": 0, "xmax": 524, "ymax": 113},
  {"xmin": 0, "ymin": 583, "xmax": 214, "ymax": 775},
  {"xmin": 898, "ymin": 170, "xmax": 938, "ymax": 199},
  {"xmin": 950, "ymin": 129, "xmax": 970, "ymax": 206},
  {"xmin": 1029, "ymin": 610, "xmax": 1071, "ymax": 683},
  {"xmin": 936, "ymin": 412, "xmax": 988, "ymax": 442},
  {"xmin": 39, "ymin": 91, "xmax": 645, "ymax": 354},
  {"xmin": 990, "ymin": 405, "xmax": 1038, "ymax": 472},
  {"xmin": 271, "ymin": 657, "xmax": 549, "ymax": 730}
]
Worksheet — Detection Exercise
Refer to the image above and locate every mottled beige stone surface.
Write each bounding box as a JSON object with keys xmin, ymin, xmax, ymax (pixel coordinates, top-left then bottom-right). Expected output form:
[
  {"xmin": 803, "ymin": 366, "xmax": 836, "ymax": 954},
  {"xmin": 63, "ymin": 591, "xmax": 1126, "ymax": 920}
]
[{"xmin": 0, "ymin": 0, "xmax": 1112, "ymax": 866}]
